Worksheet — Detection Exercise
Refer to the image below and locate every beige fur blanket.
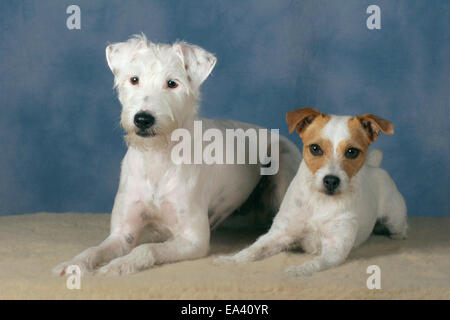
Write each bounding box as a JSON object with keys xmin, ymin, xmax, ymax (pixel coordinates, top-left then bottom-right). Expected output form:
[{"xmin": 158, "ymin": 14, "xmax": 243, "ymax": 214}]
[{"xmin": 0, "ymin": 213, "xmax": 449, "ymax": 299}]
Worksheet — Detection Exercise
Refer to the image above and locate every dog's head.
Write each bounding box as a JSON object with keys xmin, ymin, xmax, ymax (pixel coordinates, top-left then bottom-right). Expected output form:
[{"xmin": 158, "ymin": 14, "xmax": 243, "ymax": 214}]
[
  {"xmin": 106, "ymin": 34, "xmax": 216, "ymax": 147},
  {"xmin": 286, "ymin": 107, "xmax": 393, "ymax": 196}
]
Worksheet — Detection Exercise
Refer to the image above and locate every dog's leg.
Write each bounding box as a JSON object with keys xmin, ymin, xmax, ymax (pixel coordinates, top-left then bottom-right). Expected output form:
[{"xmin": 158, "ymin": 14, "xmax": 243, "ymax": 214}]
[
  {"xmin": 52, "ymin": 234, "xmax": 130, "ymax": 276},
  {"xmin": 381, "ymin": 196, "xmax": 408, "ymax": 240},
  {"xmin": 53, "ymin": 193, "xmax": 147, "ymax": 276},
  {"xmin": 97, "ymin": 208, "xmax": 210, "ymax": 275},
  {"xmin": 214, "ymin": 223, "xmax": 295, "ymax": 264},
  {"xmin": 215, "ymin": 166, "xmax": 303, "ymax": 265},
  {"xmin": 377, "ymin": 178, "xmax": 408, "ymax": 240},
  {"xmin": 286, "ymin": 218, "xmax": 357, "ymax": 276}
]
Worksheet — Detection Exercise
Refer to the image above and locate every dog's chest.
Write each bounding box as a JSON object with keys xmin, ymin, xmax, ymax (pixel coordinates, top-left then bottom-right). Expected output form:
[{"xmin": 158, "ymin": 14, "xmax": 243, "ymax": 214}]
[
  {"xmin": 123, "ymin": 148, "xmax": 182, "ymax": 210},
  {"xmin": 295, "ymin": 188, "xmax": 356, "ymax": 229}
]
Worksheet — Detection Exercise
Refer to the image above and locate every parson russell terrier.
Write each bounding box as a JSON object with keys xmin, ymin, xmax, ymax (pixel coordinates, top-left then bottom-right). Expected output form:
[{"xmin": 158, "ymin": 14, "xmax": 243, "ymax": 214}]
[
  {"xmin": 216, "ymin": 107, "xmax": 407, "ymax": 276},
  {"xmin": 53, "ymin": 34, "xmax": 300, "ymax": 275}
]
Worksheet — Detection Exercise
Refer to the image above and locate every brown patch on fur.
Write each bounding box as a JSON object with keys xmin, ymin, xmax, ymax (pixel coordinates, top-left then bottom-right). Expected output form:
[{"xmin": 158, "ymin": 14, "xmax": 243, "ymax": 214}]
[
  {"xmin": 286, "ymin": 107, "xmax": 322, "ymax": 135},
  {"xmin": 286, "ymin": 107, "xmax": 333, "ymax": 173},
  {"xmin": 356, "ymin": 114, "xmax": 394, "ymax": 142},
  {"xmin": 300, "ymin": 113, "xmax": 332, "ymax": 142},
  {"xmin": 347, "ymin": 117, "xmax": 373, "ymax": 148},
  {"xmin": 338, "ymin": 115, "xmax": 393, "ymax": 178},
  {"xmin": 302, "ymin": 138, "xmax": 333, "ymax": 174},
  {"xmin": 338, "ymin": 136, "xmax": 368, "ymax": 179},
  {"xmin": 293, "ymin": 110, "xmax": 333, "ymax": 174},
  {"xmin": 339, "ymin": 144, "xmax": 366, "ymax": 178}
]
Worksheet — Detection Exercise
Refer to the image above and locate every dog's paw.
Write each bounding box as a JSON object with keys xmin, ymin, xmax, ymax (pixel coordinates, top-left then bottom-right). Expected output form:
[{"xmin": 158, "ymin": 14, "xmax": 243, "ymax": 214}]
[
  {"xmin": 97, "ymin": 259, "xmax": 138, "ymax": 276},
  {"xmin": 52, "ymin": 262, "xmax": 69, "ymax": 276},
  {"xmin": 97, "ymin": 261, "xmax": 135, "ymax": 276},
  {"xmin": 97, "ymin": 253, "xmax": 155, "ymax": 276},
  {"xmin": 285, "ymin": 261, "xmax": 320, "ymax": 277},
  {"xmin": 52, "ymin": 261, "xmax": 91, "ymax": 276}
]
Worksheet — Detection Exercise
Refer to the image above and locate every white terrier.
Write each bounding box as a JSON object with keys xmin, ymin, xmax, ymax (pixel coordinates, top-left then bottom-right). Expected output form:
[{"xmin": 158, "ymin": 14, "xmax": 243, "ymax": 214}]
[
  {"xmin": 216, "ymin": 107, "xmax": 407, "ymax": 276},
  {"xmin": 53, "ymin": 34, "xmax": 300, "ymax": 275}
]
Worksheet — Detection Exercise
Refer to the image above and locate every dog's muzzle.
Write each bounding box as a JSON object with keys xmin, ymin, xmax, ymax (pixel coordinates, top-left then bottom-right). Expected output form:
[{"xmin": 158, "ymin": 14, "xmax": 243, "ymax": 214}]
[
  {"xmin": 323, "ymin": 175, "xmax": 340, "ymax": 195},
  {"xmin": 134, "ymin": 111, "xmax": 155, "ymax": 137}
]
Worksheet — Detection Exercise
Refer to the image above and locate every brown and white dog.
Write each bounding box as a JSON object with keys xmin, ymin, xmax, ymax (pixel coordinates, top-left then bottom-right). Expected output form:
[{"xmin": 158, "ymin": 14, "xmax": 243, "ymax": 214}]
[{"xmin": 215, "ymin": 107, "xmax": 407, "ymax": 276}]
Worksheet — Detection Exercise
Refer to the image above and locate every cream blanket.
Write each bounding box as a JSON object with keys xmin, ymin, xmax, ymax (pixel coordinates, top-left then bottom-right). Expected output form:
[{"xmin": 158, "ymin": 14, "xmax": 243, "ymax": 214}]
[{"xmin": 0, "ymin": 213, "xmax": 449, "ymax": 299}]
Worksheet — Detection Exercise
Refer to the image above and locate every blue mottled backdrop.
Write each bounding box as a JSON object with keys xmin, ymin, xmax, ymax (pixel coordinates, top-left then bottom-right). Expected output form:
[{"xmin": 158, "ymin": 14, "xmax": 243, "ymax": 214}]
[{"xmin": 0, "ymin": 0, "xmax": 448, "ymax": 216}]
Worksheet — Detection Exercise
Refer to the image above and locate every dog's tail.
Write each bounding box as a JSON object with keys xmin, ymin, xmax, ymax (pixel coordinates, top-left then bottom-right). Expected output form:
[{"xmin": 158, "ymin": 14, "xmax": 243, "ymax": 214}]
[{"xmin": 367, "ymin": 149, "xmax": 383, "ymax": 167}]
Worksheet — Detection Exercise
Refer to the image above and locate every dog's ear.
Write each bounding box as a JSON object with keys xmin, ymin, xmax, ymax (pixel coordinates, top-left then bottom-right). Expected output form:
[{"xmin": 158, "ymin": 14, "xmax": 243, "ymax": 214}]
[
  {"xmin": 356, "ymin": 113, "xmax": 394, "ymax": 142},
  {"xmin": 106, "ymin": 42, "xmax": 126, "ymax": 76},
  {"xmin": 173, "ymin": 42, "xmax": 217, "ymax": 87},
  {"xmin": 286, "ymin": 107, "xmax": 322, "ymax": 135},
  {"xmin": 106, "ymin": 35, "xmax": 149, "ymax": 76}
]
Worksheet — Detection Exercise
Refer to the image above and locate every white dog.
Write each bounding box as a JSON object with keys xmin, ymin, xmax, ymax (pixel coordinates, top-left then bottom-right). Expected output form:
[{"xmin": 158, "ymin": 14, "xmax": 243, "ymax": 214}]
[
  {"xmin": 216, "ymin": 107, "xmax": 407, "ymax": 276},
  {"xmin": 53, "ymin": 34, "xmax": 300, "ymax": 275}
]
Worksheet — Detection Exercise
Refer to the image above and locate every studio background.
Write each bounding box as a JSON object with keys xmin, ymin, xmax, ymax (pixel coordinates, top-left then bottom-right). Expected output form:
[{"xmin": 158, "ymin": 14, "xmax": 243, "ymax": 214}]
[{"xmin": 0, "ymin": 0, "xmax": 448, "ymax": 217}]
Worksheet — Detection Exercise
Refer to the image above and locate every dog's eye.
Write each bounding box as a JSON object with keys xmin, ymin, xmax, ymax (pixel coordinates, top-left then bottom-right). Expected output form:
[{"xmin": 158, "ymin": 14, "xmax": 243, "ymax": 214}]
[
  {"xmin": 130, "ymin": 76, "xmax": 139, "ymax": 85},
  {"xmin": 309, "ymin": 144, "xmax": 323, "ymax": 156},
  {"xmin": 345, "ymin": 147, "xmax": 360, "ymax": 159},
  {"xmin": 167, "ymin": 80, "xmax": 178, "ymax": 89}
]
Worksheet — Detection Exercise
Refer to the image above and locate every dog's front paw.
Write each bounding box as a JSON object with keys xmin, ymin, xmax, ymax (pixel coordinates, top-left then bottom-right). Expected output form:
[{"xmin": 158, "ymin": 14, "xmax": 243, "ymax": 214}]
[
  {"xmin": 285, "ymin": 260, "xmax": 320, "ymax": 277},
  {"xmin": 52, "ymin": 262, "xmax": 70, "ymax": 276},
  {"xmin": 52, "ymin": 261, "xmax": 91, "ymax": 276},
  {"xmin": 97, "ymin": 261, "xmax": 135, "ymax": 276},
  {"xmin": 97, "ymin": 252, "xmax": 155, "ymax": 276},
  {"xmin": 97, "ymin": 259, "xmax": 139, "ymax": 276}
]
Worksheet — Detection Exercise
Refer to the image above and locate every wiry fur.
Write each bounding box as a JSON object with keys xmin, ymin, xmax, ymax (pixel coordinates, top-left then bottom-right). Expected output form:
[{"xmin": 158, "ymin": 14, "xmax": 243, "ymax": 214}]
[{"xmin": 53, "ymin": 34, "xmax": 300, "ymax": 275}]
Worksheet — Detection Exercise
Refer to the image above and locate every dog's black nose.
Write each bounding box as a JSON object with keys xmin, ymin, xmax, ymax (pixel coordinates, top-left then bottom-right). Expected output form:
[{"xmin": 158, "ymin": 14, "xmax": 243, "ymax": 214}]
[
  {"xmin": 323, "ymin": 175, "xmax": 340, "ymax": 194},
  {"xmin": 134, "ymin": 112, "xmax": 155, "ymax": 130}
]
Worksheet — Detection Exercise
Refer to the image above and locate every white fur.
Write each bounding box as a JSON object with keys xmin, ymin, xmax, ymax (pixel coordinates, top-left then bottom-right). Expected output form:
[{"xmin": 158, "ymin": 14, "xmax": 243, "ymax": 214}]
[
  {"xmin": 216, "ymin": 115, "xmax": 407, "ymax": 276},
  {"xmin": 312, "ymin": 116, "xmax": 352, "ymax": 194},
  {"xmin": 53, "ymin": 34, "xmax": 300, "ymax": 276}
]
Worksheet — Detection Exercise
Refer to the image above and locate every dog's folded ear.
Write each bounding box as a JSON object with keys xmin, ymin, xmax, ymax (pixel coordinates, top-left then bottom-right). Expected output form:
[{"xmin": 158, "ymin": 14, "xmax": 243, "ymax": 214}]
[
  {"xmin": 356, "ymin": 114, "xmax": 394, "ymax": 142},
  {"xmin": 105, "ymin": 42, "xmax": 128, "ymax": 76},
  {"xmin": 286, "ymin": 107, "xmax": 322, "ymax": 135},
  {"xmin": 173, "ymin": 42, "xmax": 217, "ymax": 88},
  {"xmin": 105, "ymin": 34, "xmax": 150, "ymax": 76}
]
